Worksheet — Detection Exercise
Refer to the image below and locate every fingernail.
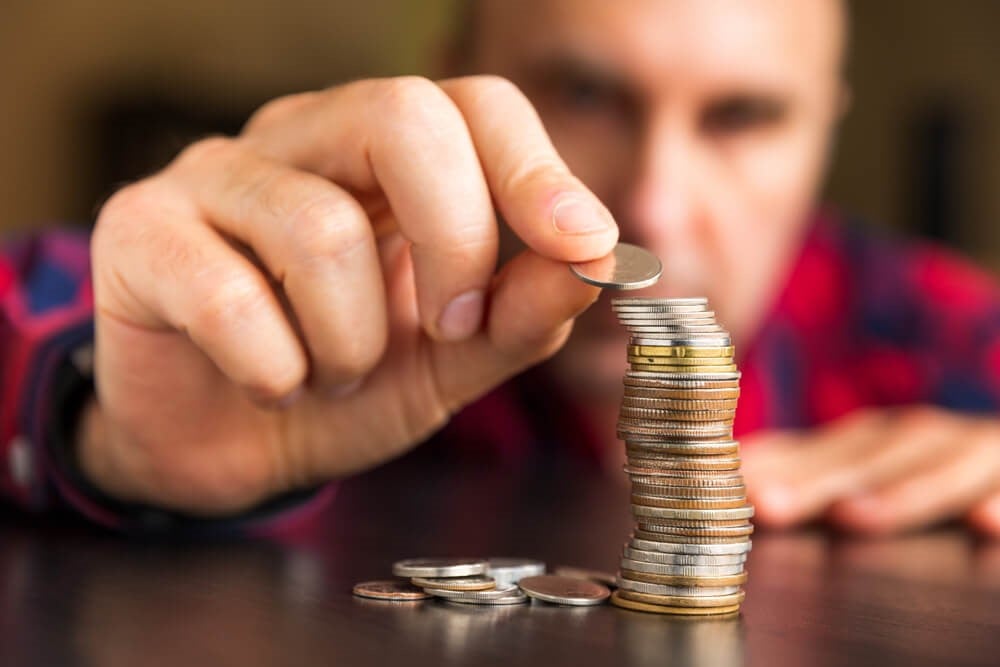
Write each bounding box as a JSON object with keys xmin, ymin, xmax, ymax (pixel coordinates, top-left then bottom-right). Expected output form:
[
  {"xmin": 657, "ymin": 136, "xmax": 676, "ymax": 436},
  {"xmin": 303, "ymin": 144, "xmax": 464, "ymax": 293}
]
[
  {"xmin": 438, "ymin": 290, "xmax": 485, "ymax": 342},
  {"xmin": 552, "ymin": 195, "xmax": 614, "ymax": 235}
]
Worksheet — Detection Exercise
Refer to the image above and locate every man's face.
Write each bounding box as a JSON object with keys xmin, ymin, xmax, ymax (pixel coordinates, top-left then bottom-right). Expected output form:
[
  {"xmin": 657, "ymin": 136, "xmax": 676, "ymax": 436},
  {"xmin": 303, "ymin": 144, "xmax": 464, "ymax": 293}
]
[{"xmin": 467, "ymin": 0, "xmax": 846, "ymax": 397}]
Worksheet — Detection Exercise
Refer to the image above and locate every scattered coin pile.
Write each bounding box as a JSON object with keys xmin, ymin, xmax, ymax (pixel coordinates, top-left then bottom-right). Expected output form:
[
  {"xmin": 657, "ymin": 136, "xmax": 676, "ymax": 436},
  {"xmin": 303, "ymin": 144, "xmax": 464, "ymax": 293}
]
[
  {"xmin": 353, "ymin": 558, "xmax": 611, "ymax": 606},
  {"xmin": 609, "ymin": 297, "xmax": 753, "ymax": 616}
]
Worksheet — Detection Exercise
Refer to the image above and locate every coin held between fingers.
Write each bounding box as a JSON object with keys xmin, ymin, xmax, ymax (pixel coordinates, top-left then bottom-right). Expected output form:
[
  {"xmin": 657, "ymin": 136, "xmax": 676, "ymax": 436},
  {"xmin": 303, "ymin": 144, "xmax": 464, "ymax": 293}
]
[{"xmin": 570, "ymin": 243, "xmax": 662, "ymax": 290}]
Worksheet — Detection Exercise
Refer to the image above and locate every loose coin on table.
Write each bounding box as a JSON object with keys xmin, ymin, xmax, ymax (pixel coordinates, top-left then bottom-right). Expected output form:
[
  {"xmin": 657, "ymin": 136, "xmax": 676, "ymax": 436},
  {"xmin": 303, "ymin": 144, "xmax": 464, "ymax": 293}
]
[
  {"xmin": 570, "ymin": 242, "xmax": 662, "ymax": 290},
  {"xmin": 392, "ymin": 558, "xmax": 488, "ymax": 578},
  {"xmin": 518, "ymin": 575, "xmax": 610, "ymax": 606},
  {"xmin": 486, "ymin": 558, "xmax": 547, "ymax": 587},
  {"xmin": 352, "ymin": 580, "xmax": 432, "ymax": 602},
  {"xmin": 410, "ymin": 575, "xmax": 496, "ymax": 591}
]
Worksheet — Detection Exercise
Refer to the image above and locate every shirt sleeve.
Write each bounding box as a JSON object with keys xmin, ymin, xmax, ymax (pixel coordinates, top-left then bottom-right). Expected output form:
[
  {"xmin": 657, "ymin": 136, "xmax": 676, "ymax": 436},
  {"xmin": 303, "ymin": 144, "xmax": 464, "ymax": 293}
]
[{"xmin": 0, "ymin": 229, "xmax": 335, "ymax": 535}]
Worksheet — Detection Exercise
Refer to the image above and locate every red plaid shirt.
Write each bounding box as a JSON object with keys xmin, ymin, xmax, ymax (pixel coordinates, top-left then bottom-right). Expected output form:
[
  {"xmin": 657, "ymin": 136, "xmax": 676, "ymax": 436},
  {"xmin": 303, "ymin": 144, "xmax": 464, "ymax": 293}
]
[{"xmin": 3, "ymin": 210, "xmax": 999, "ymax": 531}]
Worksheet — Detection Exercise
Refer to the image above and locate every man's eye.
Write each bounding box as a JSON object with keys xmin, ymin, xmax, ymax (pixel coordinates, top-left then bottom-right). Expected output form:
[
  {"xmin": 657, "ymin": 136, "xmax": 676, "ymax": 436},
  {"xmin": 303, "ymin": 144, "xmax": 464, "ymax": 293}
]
[
  {"xmin": 702, "ymin": 97, "xmax": 786, "ymax": 134},
  {"xmin": 555, "ymin": 76, "xmax": 617, "ymax": 112}
]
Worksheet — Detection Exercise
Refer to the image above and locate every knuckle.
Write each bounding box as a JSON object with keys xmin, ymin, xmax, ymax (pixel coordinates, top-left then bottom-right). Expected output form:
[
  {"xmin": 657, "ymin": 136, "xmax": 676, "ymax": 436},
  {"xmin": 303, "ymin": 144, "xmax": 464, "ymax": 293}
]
[
  {"xmin": 244, "ymin": 91, "xmax": 317, "ymax": 135},
  {"xmin": 376, "ymin": 75, "xmax": 453, "ymax": 126},
  {"xmin": 188, "ymin": 268, "xmax": 270, "ymax": 335},
  {"xmin": 174, "ymin": 135, "xmax": 236, "ymax": 172},
  {"xmin": 277, "ymin": 189, "xmax": 370, "ymax": 262},
  {"xmin": 465, "ymin": 74, "xmax": 527, "ymax": 106}
]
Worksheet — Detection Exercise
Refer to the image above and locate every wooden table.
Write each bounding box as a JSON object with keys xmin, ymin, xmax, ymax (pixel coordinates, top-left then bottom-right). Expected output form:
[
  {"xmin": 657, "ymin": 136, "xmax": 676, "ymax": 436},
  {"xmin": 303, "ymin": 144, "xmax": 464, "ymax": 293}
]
[{"xmin": 2, "ymin": 459, "xmax": 999, "ymax": 666}]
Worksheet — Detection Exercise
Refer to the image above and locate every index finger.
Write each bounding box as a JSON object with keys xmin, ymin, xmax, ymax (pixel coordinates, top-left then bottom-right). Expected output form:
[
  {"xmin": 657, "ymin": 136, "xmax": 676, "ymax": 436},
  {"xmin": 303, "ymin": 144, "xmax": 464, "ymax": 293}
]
[{"xmin": 439, "ymin": 76, "xmax": 619, "ymax": 262}]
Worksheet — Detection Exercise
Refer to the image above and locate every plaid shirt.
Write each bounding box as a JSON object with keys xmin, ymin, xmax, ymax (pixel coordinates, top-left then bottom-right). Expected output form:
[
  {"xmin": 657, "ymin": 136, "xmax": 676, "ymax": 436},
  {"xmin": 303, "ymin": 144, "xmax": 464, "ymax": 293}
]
[{"xmin": 2, "ymin": 211, "xmax": 999, "ymax": 530}]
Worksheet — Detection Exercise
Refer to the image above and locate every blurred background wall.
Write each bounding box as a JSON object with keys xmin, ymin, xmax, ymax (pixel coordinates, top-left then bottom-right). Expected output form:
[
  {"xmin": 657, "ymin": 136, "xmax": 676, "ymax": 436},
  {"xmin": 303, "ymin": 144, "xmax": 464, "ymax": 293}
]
[{"xmin": 1, "ymin": 0, "xmax": 998, "ymax": 271}]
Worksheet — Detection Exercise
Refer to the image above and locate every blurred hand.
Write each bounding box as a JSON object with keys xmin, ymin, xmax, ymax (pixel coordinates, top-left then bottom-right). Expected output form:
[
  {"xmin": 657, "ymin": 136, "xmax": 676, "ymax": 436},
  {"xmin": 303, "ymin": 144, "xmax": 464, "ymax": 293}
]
[
  {"xmin": 82, "ymin": 76, "xmax": 618, "ymax": 515},
  {"xmin": 742, "ymin": 406, "xmax": 1000, "ymax": 537}
]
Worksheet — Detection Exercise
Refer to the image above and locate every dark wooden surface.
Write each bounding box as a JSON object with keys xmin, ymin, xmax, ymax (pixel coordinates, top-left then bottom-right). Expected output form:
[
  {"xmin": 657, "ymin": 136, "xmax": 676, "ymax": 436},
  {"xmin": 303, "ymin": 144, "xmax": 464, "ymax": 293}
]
[{"xmin": 2, "ymin": 460, "xmax": 1000, "ymax": 667}]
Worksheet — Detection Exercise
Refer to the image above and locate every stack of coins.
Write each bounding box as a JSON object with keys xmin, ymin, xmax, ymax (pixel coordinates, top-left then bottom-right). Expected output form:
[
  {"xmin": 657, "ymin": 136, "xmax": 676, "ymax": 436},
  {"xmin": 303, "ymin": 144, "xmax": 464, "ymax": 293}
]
[{"xmin": 608, "ymin": 297, "xmax": 753, "ymax": 616}]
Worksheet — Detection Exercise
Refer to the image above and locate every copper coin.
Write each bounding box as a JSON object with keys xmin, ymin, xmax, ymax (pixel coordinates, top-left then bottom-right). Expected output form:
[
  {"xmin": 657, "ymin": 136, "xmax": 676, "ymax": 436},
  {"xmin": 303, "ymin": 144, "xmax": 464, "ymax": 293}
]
[
  {"xmin": 619, "ymin": 407, "xmax": 736, "ymax": 422},
  {"xmin": 622, "ymin": 397, "xmax": 739, "ymax": 410},
  {"xmin": 632, "ymin": 530, "xmax": 752, "ymax": 544},
  {"xmin": 352, "ymin": 580, "xmax": 432, "ymax": 601},
  {"xmin": 625, "ymin": 456, "xmax": 741, "ymax": 471}
]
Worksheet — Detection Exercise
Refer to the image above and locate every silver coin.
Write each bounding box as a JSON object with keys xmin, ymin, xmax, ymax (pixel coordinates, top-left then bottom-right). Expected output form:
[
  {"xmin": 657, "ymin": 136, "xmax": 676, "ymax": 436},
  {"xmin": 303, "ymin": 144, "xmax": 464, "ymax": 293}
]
[
  {"xmin": 518, "ymin": 575, "xmax": 610, "ymax": 606},
  {"xmin": 620, "ymin": 558, "xmax": 745, "ymax": 577},
  {"xmin": 616, "ymin": 309, "xmax": 716, "ymax": 319},
  {"xmin": 622, "ymin": 546, "xmax": 747, "ymax": 566},
  {"xmin": 631, "ymin": 336, "xmax": 733, "ymax": 347},
  {"xmin": 631, "ymin": 505, "xmax": 755, "ymax": 521},
  {"xmin": 616, "ymin": 579, "xmax": 742, "ymax": 597},
  {"xmin": 423, "ymin": 584, "xmax": 520, "ymax": 601},
  {"xmin": 570, "ymin": 242, "xmax": 662, "ymax": 290},
  {"xmin": 629, "ymin": 537, "xmax": 752, "ymax": 555},
  {"xmin": 442, "ymin": 591, "xmax": 529, "ymax": 606},
  {"xmin": 410, "ymin": 575, "xmax": 497, "ymax": 591},
  {"xmin": 486, "ymin": 558, "xmax": 546, "ymax": 587},
  {"xmin": 612, "ymin": 297, "xmax": 708, "ymax": 307},
  {"xmin": 392, "ymin": 558, "xmax": 488, "ymax": 578}
]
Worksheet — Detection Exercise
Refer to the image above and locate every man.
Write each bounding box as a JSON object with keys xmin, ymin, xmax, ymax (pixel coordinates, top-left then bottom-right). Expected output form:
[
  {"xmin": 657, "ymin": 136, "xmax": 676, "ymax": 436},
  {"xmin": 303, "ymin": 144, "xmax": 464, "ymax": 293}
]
[{"xmin": 2, "ymin": 0, "xmax": 998, "ymax": 535}]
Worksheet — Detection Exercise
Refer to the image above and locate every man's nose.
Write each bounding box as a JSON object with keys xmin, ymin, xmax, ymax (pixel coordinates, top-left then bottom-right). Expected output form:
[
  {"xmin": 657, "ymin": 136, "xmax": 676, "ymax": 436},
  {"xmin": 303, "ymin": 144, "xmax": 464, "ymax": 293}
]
[{"xmin": 621, "ymin": 115, "xmax": 701, "ymax": 247}]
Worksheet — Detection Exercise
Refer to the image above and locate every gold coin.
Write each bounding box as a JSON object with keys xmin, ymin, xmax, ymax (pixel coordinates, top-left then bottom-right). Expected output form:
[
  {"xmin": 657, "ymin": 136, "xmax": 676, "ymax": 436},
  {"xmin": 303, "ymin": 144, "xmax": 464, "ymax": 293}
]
[
  {"xmin": 630, "ymin": 495, "xmax": 748, "ymax": 509},
  {"xmin": 409, "ymin": 576, "xmax": 496, "ymax": 591},
  {"xmin": 630, "ymin": 363, "xmax": 739, "ymax": 373},
  {"xmin": 636, "ymin": 524, "xmax": 754, "ymax": 538},
  {"xmin": 622, "ymin": 397, "xmax": 739, "ymax": 410},
  {"xmin": 627, "ymin": 355, "xmax": 734, "ymax": 366},
  {"xmin": 626, "ymin": 457, "xmax": 741, "ymax": 472},
  {"xmin": 619, "ymin": 569, "xmax": 749, "ymax": 587},
  {"xmin": 626, "ymin": 444, "xmax": 740, "ymax": 457},
  {"xmin": 610, "ymin": 591, "xmax": 741, "ymax": 616},
  {"xmin": 629, "ymin": 345, "xmax": 735, "ymax": 358},
  {"xmin": 616, "ymin": 588, "xmax": 746, "ymax": 608}
]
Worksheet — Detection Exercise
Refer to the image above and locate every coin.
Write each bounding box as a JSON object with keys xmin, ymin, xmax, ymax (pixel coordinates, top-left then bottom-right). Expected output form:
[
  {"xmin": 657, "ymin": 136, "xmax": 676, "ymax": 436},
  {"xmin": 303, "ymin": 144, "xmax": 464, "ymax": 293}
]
[
  {"xmin": 423, "ymin": 584, "xmax": 520, "ymax": 602},
  {"xmin": 622, "ymin": 397, "xmax": 739, "ymax": 410},
  {"xmin": 442, "ymin": 591, "xmax": 530, "ymax": 606},
  {"xmin": 410, "ymin": 575, "xmax": 496, "ymax": 591},
  {"xmin": 616, "ymin": 588, "xmax": 746, "ymax": 608},
  {"xmin": 553, "ymin": 566, "xmax": 619, "ymax": 588},
  {"xmin": 622, "ymin": 546, "xmax": 747, "ymax": 565},
  {"xmin": 631, "ymin": 505, "xmax": 754, "ymax": 521},
  {"xmin": 629, "ymin": 537, "xmax": 752, "ymax": 555},
  {"xmin": 392, "ymin": 558, "xmax": 488, "ymax": 578},
  {"xmin": 628, "ymin": 345, "xmax": 735, "ymax": 358},
  {"xmin": 620, "ymin": 569, "xmax": 749, "ymax": 588},
  {"xmin": 632, "ymin": 529, "xmax": 751, "ymax": 544},
  {"xmin": 620, "ymin": 559, "xmax": 745, "ymax": 577},
  {"xmin": 612, "ymin": 297, "xmax": 707, "ymax": 307},
  {"xmin": 630, "ymin": 494, "xmax": 747, "ymax": 509},
  {"xmin": 570, "ymin": 242, "xmax": 662, "ymax": 290},
  {"xmin": 352, "ymin": 580, "xmax": 432, "ymax": 601},
  {"xmin": 619, "ymin": 407, "xmax": 736, "ymax": 422},
  {"xmin": 610, "ymin": 591, "xmax": 741, "ymax": 615},
  {"xmin": 486, "ymin": 558, "xmax": 546, "ymax": 587},
  {"xmin": 630, "ymin": 483, "xmax": 747, "ymax": 499},
  {"xmin": 518, "ymin": 575, "xmax": 610, "ymax": 606},
  {"xmin": 616, "ymin": 579, "xmax": 743, "ymax": 597}
]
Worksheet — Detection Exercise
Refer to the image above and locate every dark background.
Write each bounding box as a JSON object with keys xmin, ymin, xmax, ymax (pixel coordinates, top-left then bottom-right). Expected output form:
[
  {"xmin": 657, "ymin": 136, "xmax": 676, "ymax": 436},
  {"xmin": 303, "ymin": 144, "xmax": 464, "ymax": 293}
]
[{"xmin": 2, "ymin": 0, "xmax": 998, "ymax": 271}]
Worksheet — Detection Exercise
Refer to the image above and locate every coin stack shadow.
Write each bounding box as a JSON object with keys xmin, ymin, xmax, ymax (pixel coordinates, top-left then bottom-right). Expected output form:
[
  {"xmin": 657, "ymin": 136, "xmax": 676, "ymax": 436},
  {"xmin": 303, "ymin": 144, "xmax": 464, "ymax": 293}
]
[{"xmin": 610, "ymin": 297, "xmax": 753, "ymax": 616}]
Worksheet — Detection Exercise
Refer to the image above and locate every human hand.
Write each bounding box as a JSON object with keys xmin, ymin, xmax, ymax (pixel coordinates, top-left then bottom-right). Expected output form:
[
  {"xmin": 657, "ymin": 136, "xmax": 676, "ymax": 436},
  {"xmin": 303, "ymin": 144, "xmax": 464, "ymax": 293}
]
[
  {"xmin": 742, "ymin": 406, "xmax": 1000, "ymax": 536},
  {"xmin": 83, "ymin": 76, "xmax": 618, "ymax": 515}
]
